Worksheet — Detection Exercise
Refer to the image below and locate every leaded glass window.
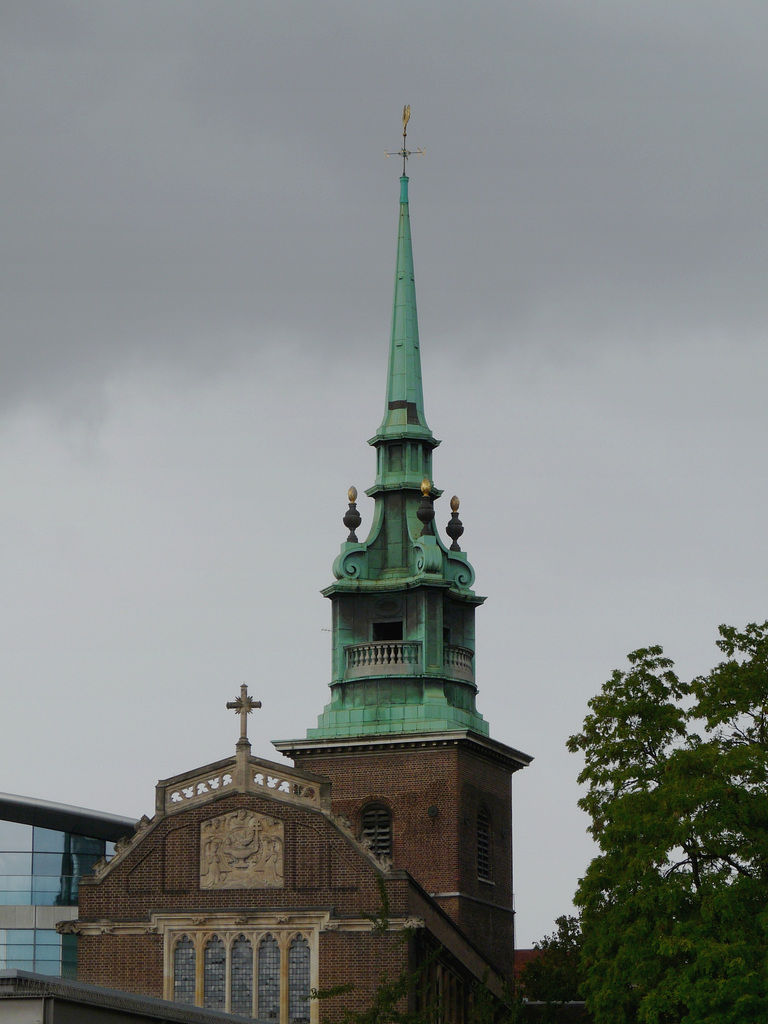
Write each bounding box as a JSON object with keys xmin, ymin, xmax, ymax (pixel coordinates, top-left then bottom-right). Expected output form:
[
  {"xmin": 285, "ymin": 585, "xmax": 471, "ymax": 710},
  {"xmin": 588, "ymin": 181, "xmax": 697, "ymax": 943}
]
[
  {"xmin": 168, "ymin": 926, "xmax": 317, "ymax": 1019},
  {"xmin": 477, "ymin": 805, "xmax": 491, "ymax": 881},
  {"xmin": 258, "ymin": 934, "xmax": 280, "ymax": 1020},
  {"xmin": 204, "ymin": 935, "xmax": 226, "ymax": 1010},
  {"xmin": 288, "ymin": 935, "xmax": 310, "ymax": 1024},
  {"xmin": 361, "ymin": 803, "xmax": 392, "ymax": 857},
  {"xmin": 173, "ymin": 936, "xmax": 196, "ymax": 1004},
  {"xmin": 231, "ymin": 934, "xmax": 253, "ymax": 1016}
]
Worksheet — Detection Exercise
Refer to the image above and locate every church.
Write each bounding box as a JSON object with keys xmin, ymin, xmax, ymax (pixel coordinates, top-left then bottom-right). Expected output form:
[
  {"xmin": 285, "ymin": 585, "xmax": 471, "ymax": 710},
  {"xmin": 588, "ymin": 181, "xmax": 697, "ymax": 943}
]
[{"xmin": 64, "ymin": 126, "xmax": 532, "ymax": 1022}]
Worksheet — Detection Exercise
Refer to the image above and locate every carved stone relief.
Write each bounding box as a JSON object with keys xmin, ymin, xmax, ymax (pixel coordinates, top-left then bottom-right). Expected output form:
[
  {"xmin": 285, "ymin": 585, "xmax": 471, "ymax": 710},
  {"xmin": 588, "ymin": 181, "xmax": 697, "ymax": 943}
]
[{"xmin": 200, "ymin": 809, "xmax": 284, "ymax": 889}]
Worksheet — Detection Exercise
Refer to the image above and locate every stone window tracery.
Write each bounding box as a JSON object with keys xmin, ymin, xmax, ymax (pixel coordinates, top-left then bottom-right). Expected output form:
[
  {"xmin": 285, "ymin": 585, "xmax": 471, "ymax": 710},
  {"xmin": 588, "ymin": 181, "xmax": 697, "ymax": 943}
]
[{"xmin": 169, "ymin": 925, "xmax": 316, "ymax": 1022}]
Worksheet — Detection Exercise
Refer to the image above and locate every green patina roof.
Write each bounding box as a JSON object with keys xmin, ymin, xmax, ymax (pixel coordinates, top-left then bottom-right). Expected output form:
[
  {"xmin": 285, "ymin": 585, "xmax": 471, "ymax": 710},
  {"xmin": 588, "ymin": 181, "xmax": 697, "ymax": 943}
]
[{"xmin": 371, "ymin": 177, "xmax": 433, "ymax": 444}]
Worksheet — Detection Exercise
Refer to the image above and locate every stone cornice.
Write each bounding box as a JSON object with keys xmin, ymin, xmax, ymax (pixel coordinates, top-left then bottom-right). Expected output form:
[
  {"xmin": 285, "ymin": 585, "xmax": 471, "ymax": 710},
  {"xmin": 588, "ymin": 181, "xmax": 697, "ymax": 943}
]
[
  {"xmin": 273, "ymin": 729, "xmax": 532, "ymax": 773},
  {"xmin": 61, "ymin": 909, "xmax": 424, "ymax": 938}
]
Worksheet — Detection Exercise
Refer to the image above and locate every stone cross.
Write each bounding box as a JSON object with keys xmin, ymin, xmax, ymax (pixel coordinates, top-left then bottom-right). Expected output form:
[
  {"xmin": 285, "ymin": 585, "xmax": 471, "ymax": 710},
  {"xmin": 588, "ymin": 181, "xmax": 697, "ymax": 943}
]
[{"xmin": 226, "ymin": 684, "xmax": 262, "ymax": 748}]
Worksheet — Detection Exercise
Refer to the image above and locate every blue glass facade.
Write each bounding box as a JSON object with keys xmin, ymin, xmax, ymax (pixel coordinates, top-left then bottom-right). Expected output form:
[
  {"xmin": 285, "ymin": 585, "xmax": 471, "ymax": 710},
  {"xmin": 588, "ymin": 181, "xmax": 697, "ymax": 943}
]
[
  {"xmin": 0, "ymin": 819, "xmax": 112, "ymax": 907},
  {"xmin": 0, "ymin": 927, "xmax": 77, "ymax": 977},
  {"xmin": 0, "ymin": 817, "xmax": 116, "ymax": 977}
]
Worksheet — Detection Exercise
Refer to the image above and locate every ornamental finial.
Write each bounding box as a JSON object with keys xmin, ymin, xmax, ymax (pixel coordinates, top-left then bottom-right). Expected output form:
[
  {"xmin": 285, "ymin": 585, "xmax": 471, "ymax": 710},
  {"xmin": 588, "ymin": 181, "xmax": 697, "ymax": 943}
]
[
  {"xmin": 446, "ymin": 496, "xmax": 464, "ymax": 551},
  {"xmin": 226, "ymin": 684, "xmax": 262, "ymax": 751},
  {"xmin": 343, "ymin": 486, "xmax": 362, "ymax": 542},
  {"xmin": 417, "ymin": 478, "xmax": 435, "ymax": 536}
]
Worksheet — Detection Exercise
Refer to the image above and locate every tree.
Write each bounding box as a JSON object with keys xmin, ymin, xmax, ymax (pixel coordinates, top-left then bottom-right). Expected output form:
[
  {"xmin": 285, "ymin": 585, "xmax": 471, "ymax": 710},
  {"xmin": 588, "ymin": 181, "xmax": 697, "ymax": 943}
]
[
  {"xmin": 517, "ymin": 915, "xmax": 583, "ymax": 1004},
  {"xmin": 567, "ymin": 624, "xmax": 768, "ymax": 1024},
  {"xmin": 516, "ymin": 915, "xmax": 585, "ymax": 1020}
]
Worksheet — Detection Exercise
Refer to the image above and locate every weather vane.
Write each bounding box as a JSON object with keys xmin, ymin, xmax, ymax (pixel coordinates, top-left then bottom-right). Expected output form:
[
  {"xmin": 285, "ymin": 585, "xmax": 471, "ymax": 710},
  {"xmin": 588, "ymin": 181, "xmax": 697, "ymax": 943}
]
[{"xmin": 385, "ymin": 104, "xmax": 425, "ymax": 175}]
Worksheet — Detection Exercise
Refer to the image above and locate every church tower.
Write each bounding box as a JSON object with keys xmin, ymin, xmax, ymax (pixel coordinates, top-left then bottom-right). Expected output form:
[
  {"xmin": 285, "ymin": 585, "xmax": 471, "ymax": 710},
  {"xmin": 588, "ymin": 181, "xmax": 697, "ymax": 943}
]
[{"xmin": 275, "ymin": 124, "xmax": 531, "ymax": 981}]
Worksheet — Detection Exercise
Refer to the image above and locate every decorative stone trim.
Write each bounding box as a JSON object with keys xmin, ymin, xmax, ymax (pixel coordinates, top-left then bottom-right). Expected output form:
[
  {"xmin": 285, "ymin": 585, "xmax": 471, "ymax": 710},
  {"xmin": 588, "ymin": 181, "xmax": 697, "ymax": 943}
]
[
  {"xmin": 200, "ymin": 809, "xmax": 284, "ymax": 890},
  {"xmin": 159, "ymin": 757, "xmax": 328, "ymax": 816},
  {"xmin": 63, "ymin": 911, "xmax": 423, "ymax": 939}
]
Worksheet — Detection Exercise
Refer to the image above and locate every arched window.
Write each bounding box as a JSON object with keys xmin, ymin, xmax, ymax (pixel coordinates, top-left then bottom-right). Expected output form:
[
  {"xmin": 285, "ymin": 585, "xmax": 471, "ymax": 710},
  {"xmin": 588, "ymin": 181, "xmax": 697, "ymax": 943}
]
[
  {"xmin": 361, "ymin": 803, "xmax": 392, "ymax": 857},
  {"xmin": 258, "ymin": 934, "xmax": 280, "ymax": 1021},
  {"xmin": 230, "ymin": 934, "xmax": 253, "ymax": 1016},
  {"xmin": 288, "ymin": 935, "xmax": 311, "ymax": 1024},
  {"xmin": 204, "ymin": 935, "xmax": 226, "ymax": 1010},
  {"xmin": 174, "ymin": 936, "xmax": 196, "ymax": 1005},
  {"xmin": 477, "ymin": 805, "xmax": 492, "ymax": 881}
]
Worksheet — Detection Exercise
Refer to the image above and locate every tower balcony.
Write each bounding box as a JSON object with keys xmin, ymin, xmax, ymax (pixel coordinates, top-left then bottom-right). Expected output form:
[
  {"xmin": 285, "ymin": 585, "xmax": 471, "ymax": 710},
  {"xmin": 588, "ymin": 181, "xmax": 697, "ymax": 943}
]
[
  {"xmin": 344, "ymin": 641, "xmax": 474, "ymax": 683},
  {"xmin": 345, "ymin": 641, "xmax": 422, "ymax": 677},
  {"xmin": 443, "ymin": 643, "xmax": 475, "ymax": 683}
]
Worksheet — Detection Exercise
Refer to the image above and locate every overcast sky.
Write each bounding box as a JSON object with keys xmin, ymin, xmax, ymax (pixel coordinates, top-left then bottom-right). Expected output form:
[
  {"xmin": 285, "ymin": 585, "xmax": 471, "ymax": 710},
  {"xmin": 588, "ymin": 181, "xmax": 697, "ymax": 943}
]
[{"xmin": 2, "ymin": 1, "xmax": 768, "ymax": 947}]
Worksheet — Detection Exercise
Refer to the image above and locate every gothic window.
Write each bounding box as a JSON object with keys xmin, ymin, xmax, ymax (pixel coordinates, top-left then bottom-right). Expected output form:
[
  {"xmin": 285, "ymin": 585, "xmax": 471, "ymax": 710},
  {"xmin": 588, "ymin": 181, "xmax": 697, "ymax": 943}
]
[
  {"xmin": 258, "ymin": 933, "xmax": 281, "ymax": 1020},
  {"xmin": 361, "ymin": 803, "xmax": 392, "ymax": 858},
  {"xmin": 477, "ymin": 805, "xmax": 492, "ymax": 881},
  {"xmin": 168, "ymin": 925, "xmax": 316, "ymax": 1021},
  {"xmin": 173, "ymin": 936, "xmax": 195, "ymax": 1005},
  {"xmin": 230, "ymin": 935, "xmax": 253, "ymax": 1016},
  {"xmin": 288, "ymin": 935, "xmax": 311, "ymax": 1024},
  {"xmin": 204, "ymin": 935, "xmax": 226, "ymax": 1010}
]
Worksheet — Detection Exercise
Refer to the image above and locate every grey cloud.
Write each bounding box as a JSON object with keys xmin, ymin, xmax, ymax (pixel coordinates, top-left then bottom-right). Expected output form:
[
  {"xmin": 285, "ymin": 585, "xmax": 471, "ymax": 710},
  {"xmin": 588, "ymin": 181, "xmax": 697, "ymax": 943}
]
[{"xmin": 3, "ymin": 1, "xmax": 768, "ymax": 414}]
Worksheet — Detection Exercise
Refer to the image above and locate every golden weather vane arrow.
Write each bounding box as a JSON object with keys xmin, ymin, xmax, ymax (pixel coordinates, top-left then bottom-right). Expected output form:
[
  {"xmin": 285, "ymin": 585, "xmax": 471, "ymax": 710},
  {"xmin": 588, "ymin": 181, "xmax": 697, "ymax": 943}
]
[{"xmin": 385, "ymin": 104, "xmax": 425, "ymax": 175}]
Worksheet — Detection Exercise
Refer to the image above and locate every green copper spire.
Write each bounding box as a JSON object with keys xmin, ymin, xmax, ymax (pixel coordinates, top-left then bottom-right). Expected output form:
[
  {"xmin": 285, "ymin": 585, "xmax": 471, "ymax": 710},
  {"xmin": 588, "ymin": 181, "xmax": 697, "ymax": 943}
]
[
  {"xmin": 372, "ymin": 175, "xmax": 433, "ymax": 443},
  {"xmin": 286, "ymin": 150, "xmax": 489, "ymax": 744}
]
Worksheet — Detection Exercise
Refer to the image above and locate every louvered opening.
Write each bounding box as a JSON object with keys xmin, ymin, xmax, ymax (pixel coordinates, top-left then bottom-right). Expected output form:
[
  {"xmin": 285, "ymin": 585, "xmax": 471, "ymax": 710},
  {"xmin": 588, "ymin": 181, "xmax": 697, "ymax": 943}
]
[
  {"xmin": 361, "ymin": 804, "xmax": 392, "ymax": 857},
  {"xmin": 477, "ymin": 805, "xmax": 492, "ymax": 881}
]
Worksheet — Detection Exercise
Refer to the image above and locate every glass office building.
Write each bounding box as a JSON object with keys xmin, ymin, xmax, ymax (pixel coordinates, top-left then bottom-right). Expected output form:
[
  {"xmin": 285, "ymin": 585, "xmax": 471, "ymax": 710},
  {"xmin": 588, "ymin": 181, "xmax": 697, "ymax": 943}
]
[{"xmin": 0, "ymin": 794, "xmax": 134, "ymax": 978}]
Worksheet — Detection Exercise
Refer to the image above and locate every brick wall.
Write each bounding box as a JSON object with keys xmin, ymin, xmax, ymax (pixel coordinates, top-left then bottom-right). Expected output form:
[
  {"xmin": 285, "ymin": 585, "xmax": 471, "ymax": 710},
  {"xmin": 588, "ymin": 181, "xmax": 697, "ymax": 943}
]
[
  {"xmin": 291, "ymin": 739, "xmax": 515, "ymax": 978},
  {"xmin": 77, "ymin": 789, "xmax": 413, "ymax": 1003}
]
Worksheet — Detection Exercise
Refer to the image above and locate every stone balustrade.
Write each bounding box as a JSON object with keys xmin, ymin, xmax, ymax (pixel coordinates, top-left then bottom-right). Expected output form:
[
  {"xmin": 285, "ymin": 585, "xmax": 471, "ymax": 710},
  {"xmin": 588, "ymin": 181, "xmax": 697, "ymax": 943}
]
[
  {"xmin": 343, "ymin": 641, "xmax": 475, "ymax": 682},
  {"xmin": 345, "ymin": 641, "xmax": 421, "ymax": 677},
  {"xmin": 443, "ymin": 644, "xmax": 474, "ymax": 682}
]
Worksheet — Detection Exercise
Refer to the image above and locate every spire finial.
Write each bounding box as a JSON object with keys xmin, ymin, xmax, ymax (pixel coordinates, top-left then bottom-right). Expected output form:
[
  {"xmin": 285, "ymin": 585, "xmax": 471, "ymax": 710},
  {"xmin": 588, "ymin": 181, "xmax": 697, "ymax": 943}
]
[
  {"xmin": 385, "ymin": 105, "xmax": 424, "ymax": 175},
  {"xmin": 373, "ymin": 113, "xmax": 433, "ymax": 446}
]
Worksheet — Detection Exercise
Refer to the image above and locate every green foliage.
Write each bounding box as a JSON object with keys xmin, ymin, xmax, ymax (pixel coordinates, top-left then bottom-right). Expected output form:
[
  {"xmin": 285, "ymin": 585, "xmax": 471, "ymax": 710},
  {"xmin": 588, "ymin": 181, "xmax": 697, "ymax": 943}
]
[
  {"xmin": 312, "ymin": 875, "xmax": 439, "ymax": 1024},
  {"xmin": 313, "ymin": 963, "xmax": 432, "ymax": 1024},
  {"xmin": 361, "ymin": 874, "xmax": 393, "ymax": 935},
  {"xmin": 568, "ymin": 624, "xmax": 768, "ymax": 1024},
  {"xmin": 517, "ymin": 915, "xmax": 584, "ymax": 1009},
  {"xmin": 314, "ymin": 874, "xmax": 518, "ymax": 1023}
]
